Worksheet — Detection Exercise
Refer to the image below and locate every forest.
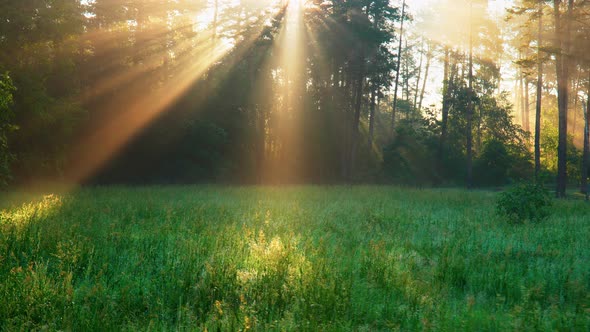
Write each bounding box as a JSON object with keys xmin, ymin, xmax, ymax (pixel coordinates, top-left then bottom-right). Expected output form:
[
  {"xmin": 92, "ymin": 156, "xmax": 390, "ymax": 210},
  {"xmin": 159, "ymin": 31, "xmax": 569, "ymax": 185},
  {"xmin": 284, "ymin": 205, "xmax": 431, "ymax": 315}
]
[{"xmin": 0, "ymin": 0, "xmax": 588, "ymax": 195}]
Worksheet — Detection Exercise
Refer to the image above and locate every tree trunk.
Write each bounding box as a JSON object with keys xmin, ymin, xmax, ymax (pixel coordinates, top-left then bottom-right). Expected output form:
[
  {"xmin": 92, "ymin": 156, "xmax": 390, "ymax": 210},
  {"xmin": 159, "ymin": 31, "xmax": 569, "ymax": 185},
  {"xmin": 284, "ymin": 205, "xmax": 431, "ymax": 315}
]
[
  {"xmin": 391, "ymin": 0, "xmax": 406, "ymax": 134},
  {"xmin": 535, "ymin": 2, "xmax": 543, "ymax": 180},
  {"xmin": 516, "ymin": 59, "xmax": 525, "ymax": 129},
  {"xmin": 439, "ymin": 47, "xmax": 451, "ymax": 168},
  {"xmin": 341, "ymin": 67, "xmax": 353, "ymax": 180},
  {"xmin": 418, "ymin": 43, "xmax": 431, "ymax": 113},
  {"xmin": 350, "ymin": 69, "xmax": 364, "ymax": 180},
  {"xmin": 403, "ymin": 40, "xmax": 410, "ymax": 105},
  {"xmin": 572, "ymin": 72, "xmax": 580, "ymax": 139},
  {"xmin": 554, "ymin": 0, "xmax": 570, "ymax": 198},
  {"xmin": 466, "ymin": 1, "xmax": 474, "ymax": 189},
  {"xmin": 368, "ymin": 8, "xmax": 380, "ymax": 148},
  {"xmin": 414, "ymin": 41, "xmax": 424, "ymax": 110},
  {"xmin": 586, "ymin": 95, "xmax": 590, "ymax": 202},
  {"xmin": 256, "ymin": 108, "xmax": 266, "ymax": 183},
  {"xmin": 368, "ymin": 85, "xmax": 376, "ymax": 147},
  {"xmin": 582, "ymin": 73, "xmax": 590, "ymax": 199},
  {"xmin": 582, "ymin": 96, "xmax": 589, "ymax": 197},
  {"xmin": 525, "ymin": 79, "xmax": 530, "ymax": 132},
  {"xmin": 477, "ymin": 104, "xmax": 482, "ymax": 152}
]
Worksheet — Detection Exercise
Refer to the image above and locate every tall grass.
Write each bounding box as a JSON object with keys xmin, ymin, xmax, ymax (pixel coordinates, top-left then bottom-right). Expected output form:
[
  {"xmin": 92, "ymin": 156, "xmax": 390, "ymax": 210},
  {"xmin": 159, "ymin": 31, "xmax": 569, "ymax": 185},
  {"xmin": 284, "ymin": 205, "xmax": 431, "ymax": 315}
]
[{"xmin": 0, "ymin": 186, "xmax": 588, "ymax": 331}]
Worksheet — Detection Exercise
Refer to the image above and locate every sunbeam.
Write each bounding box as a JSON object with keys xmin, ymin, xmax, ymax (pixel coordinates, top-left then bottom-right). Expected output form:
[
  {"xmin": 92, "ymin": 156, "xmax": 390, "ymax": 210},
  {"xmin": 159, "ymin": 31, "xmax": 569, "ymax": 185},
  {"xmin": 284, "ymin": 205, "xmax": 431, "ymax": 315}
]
[
  {"xmin": 259, "ymin": 0, "xmax": 308, "ymax": 183},
  {"xmin": 61, "ymin": 1, "xmax": 291, "ymax": 184}
]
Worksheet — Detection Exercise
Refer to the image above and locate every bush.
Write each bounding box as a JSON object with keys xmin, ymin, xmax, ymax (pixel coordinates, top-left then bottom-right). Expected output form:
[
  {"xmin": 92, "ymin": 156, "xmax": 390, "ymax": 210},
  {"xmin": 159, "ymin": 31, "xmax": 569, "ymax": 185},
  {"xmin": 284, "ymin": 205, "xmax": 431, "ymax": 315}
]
[{"xmin": 496, "ymin": 183, "xmax": 552, "ymax": 224}]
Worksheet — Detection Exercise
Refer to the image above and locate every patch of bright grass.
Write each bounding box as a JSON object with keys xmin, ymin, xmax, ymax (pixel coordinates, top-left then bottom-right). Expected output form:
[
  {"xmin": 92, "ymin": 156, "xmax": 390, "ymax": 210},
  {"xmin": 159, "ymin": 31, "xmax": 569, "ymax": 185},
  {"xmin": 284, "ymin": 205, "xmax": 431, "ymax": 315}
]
[{"xmin": 0, "ymin": 186, "xmax": 588, "ymax": 330}]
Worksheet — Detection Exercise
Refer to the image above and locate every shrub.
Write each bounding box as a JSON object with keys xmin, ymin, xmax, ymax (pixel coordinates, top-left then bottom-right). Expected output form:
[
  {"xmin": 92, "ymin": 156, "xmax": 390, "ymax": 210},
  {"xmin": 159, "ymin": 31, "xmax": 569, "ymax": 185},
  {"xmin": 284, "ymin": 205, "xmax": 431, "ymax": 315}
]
[{"xmin": 496, "ymin": 183, "xmax": 552, "ymax": 223}]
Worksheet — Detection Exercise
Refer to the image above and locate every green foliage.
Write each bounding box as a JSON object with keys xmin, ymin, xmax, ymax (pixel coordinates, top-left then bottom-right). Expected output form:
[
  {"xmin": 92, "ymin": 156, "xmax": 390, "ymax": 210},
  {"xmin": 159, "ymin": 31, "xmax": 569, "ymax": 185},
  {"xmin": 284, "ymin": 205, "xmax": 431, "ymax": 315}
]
[
  {"xmin": 541, "ymin": 122, "xmax": 559, "ymax": 172},
  {"xmin": 384, "ymin": 91, "xmax": 531, "ymax": 188},
  {"xmin": 0, "ymin": 0, "xmax": 531, "ymax": 186},
  {"xmin": 0, "ymin": 0, "xmax": 569, "ymax": 189},
  {"xmin": 0, "ymin": 187, "xmax": 588, "ymax": 330},
  {"xmin": 474, "ymin": 139, "xmax": 512, "ymax": 186},
  {"xmin": 496, "ymin": 183, "xmax": 553, "ymax": 223},
  {"xmin": 564, "ymin": 133, "xmax": 583, "ymax": 184},
  {"xmin": 540, "ymin": 123, "xmax": 583, "ymax": 185},
  {"xmin": 0, "ymin": 73, "xmax": 16, "ymax": 186},
  {"xmin": 470, "ymin": 94, "xmax": 532, "ymax": 182},
  {"xmin": 474, "ymin": 139, "xmax": 533, "ymax": 186},
  {"xmin": 478, "ymin": 93, "xmax": 528, "ymax": 146},
  {"xmin": 0, "ymin": 0, "xmax": 89, "ymax": 183},
  {"xmin": 382, "ymin": 120, "xmax": 439, "ymax": 185},
  {"xmin": 173, "ymin": 121, "xmax": 229, "ymax": 182}
]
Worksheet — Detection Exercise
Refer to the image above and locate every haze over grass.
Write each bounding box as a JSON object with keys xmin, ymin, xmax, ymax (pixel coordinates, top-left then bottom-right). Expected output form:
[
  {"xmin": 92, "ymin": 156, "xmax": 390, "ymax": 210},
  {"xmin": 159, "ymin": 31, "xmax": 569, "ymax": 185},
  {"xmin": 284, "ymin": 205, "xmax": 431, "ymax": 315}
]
[{"xmin": 0, "ymin": 186, "xmax": 588, "ymax": 330}]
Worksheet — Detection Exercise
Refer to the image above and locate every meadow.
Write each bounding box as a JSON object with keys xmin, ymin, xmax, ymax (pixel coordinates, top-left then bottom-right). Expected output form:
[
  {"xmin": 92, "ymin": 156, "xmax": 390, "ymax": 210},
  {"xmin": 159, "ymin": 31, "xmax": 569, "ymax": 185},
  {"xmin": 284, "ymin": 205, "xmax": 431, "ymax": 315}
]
[{"xmin": 0, "ymin": 186, "xmax": 588, "ymax": 331}]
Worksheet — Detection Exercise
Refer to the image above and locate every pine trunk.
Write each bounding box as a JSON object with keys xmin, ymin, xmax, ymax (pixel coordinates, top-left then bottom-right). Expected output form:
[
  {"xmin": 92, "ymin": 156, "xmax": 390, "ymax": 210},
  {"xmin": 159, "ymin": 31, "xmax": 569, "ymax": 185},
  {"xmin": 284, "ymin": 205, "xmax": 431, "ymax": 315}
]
[
  {"xmin": 554, "ymin": 0, "xmax": 569, "ymax": 198},
  {"xmin": 525, "ymin": 80, "xmax": 530, "ymax": 132},
  {"xmin": 535, "ymin": 2, "xmax": 543, "ymax": 180},
  {"xmin": 418, "ymin": 44, "xmax": 431, "ymax": 113},
  {"xmin": 391, "ymin": 0, "xmax": 406, "ymax": 134},
  {"xmin": 350, "ymin": 70, "xmax": 364, "ymax": 180},
  {"xmin": 466, "ymin": 1, "xmax": 474, "ymax": 189},
  {"xmin": 368, "ymin": 86, "xmax": 376, "ymax": 147},
  {"xmin": 572, "ymin": 73, "xmax": 580, "ymax": 139},
  {"xmin": 439, "ymin": 47, "xmax": 451, "ymax": 170},
  {"xmin": 414, "ymin": 41, "xmax": 424, "ymax": 110},
  {"xmin": 518, "ymin": 62, "xmax": 524, "ymax": 128},
  {"xmin": 582, "ymin": 100, "xmax": 589, "ymax": 197},
  {"xmin": 582, "ymin": 75, "xmax": 590, "ymax": 199}
]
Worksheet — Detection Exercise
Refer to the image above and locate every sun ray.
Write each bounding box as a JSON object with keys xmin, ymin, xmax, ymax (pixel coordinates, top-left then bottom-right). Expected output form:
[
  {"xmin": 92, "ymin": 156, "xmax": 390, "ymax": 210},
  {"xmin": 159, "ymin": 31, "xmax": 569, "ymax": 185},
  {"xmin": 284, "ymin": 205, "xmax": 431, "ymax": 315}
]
[
  {"xmin": 66, "ymin": 2, "xmax": 289, "ymax": 184},
  {"xmin": 256, "ymin": 0, "xmax": 308, "ymax": 183}
]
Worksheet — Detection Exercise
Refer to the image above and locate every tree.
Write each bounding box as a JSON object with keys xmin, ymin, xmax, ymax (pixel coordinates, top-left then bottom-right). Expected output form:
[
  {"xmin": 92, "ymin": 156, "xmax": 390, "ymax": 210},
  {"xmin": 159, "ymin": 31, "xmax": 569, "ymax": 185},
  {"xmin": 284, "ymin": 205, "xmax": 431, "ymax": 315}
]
[
  {"xmin": 466, "ymin": 0, "xmax": 474, "ymax": 188},
  {"xmin": 0, "ymin": 0, "xmax": 88, "ymax": 181},
  {"xmin": 507, "ymin": 0, "xmax": 548, "ymax": 180},
  {"xmin": 535, "ymin": 1, "xmax": 544, "ymax": 180},
  {"xmin": 391, "ymin": 0, "xmax": 407, "ymax": 134},
  {"xmin": 582, "ymin": 92, "xmax": 589, "ymax": 198},
  {"xmin": 553, "ymin": 0, "xmax": 573, "ymax": 198},
  {"xmin": 0, "ymin": 73, "xmax": 15, "ymax": 186},
  {"xmin": 417, "ymin": 41, "xmax": 433, "ymax": 113}
]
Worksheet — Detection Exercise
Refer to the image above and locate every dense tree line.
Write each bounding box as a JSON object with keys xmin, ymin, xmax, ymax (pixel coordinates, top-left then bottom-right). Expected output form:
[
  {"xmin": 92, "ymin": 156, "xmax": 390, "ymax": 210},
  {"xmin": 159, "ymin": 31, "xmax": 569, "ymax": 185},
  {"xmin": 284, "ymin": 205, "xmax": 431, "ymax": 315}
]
[
  {"xmin": 507, "ymin": 0, "xmax": 590, "ymax": 197},
  {"xmin": 0, "ymin": 0, "xmax": 589, "ymax": 195}
]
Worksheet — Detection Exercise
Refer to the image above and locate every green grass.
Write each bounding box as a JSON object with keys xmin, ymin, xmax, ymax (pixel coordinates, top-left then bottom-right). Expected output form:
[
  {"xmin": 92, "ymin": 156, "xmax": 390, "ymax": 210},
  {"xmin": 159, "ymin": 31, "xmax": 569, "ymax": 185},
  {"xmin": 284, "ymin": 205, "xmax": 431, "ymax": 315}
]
[{"xmin": 0, "ymin": 186, "xmax": 588, "ymax": 331}]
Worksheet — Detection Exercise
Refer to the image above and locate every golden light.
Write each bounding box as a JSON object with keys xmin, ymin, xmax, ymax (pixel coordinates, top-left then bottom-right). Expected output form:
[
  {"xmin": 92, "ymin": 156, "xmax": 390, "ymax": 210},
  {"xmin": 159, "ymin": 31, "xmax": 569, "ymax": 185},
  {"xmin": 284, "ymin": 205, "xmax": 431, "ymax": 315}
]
[
  {"xmin": 416, "ymin": 0, "xmax": 510, "ymax": 50},
  {"xmin": 255, "ymin": 0, "xmax": 308, "ymax": 183},
  {"xmin": 67, "ymin": 39, "xmax": 232, "ymax": 183},
  {"xmin": 65, "ymin": 1, "xmax": 288, "ymax": 184},
  {"xmin": 281, "ymin": 0, "xmax": 305, "ymax": 77},
  {"xmin": 0, "ymin": 194, "xmax": 63, "ymax": 230}
]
